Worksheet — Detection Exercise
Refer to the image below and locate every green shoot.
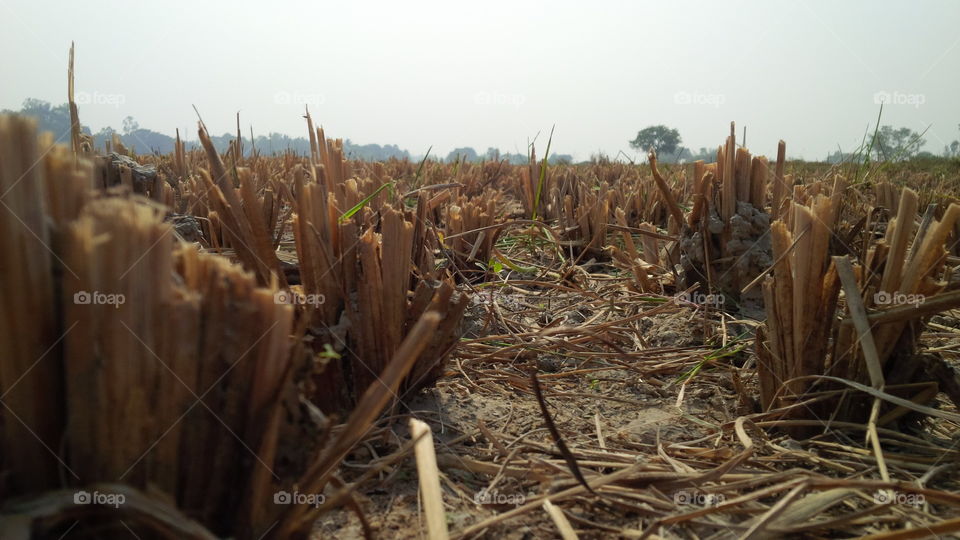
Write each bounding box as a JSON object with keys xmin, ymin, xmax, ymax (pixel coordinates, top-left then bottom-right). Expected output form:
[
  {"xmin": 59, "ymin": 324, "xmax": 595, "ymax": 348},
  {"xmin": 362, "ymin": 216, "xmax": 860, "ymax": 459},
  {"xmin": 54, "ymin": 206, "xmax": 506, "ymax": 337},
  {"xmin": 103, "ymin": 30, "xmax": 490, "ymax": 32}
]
[
  {"xmin": 339, "ymin": 181, "xmax": 394, "ymax": 223},
  {"xmin": 531, "ymin": 125, "xmax": 555, "ymax": 220}
]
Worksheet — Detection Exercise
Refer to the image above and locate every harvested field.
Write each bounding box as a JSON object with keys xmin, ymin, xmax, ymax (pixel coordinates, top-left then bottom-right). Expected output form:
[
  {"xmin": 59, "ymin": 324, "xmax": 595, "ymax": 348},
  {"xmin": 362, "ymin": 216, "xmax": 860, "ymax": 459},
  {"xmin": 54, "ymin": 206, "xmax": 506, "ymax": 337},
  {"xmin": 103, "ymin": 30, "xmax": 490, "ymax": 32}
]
[{"xmin": 3, "ymin": 39, "xmax": 960, "ymax": 540}]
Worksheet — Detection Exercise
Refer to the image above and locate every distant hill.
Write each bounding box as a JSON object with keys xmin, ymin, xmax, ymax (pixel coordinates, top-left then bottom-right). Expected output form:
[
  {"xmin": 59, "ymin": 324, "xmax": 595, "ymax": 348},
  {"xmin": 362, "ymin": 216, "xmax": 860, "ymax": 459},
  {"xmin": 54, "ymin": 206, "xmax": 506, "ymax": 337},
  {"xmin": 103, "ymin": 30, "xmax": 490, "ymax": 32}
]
[{"xmin": 2, "ymin": 99, "xmax": 572, "ymax": 164}]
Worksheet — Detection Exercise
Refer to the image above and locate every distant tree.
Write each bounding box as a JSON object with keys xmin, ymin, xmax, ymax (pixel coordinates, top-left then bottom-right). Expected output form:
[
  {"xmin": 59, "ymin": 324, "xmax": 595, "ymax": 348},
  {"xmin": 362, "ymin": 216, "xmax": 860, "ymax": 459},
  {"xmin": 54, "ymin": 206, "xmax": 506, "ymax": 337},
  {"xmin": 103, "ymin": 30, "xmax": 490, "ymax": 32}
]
[
  {"xmin": 125, "ymin": 128, "xmax": 177, "ymax": 154},
  {"xmin": 629, "ymin": 125, "xmax": 681, "ymax": 157},
  {"xmin": 343, "ymin": 139, "xmax": 411, "ymax": 160},
  {"xmin": 91, "ymin": 126, "xmax": 117, "ymax": 151},
  {"xmin": 7, "ymin": 97, "xmax": 420, "ymax": 161},
  {"xmin": 122, "ymin": 116, "xmax": 140, "ymax": 135},
  {"xmin": 825, "ymin": 149, "xmax": 847, "ymax": 164},
  {"xmin": 13, "ymin": 98, "xmax": 87, "ymax": 139},
  {"xmin": 944, "ymin": 124, "xmax": 960, "ymax": 158},
  {"xmin": 589, "ymin": 152, "xmax": 611, "ymax": 164},
  {"xmin": 445, "ymin": 147, "xmax": 479, "ymax": 163},
  {"xmin": 668, "ymin": 147, "xmax": 704, "ymax": 163},
  {"xmin": 946, "ymin": 140, "xmax": 960, "ymax": 158},
  {"xmin": 872, "ymin": 125, "xmax": 925, "ymax": 161},
  {"xmin": 692, "ymin": 147, "xmax": 716, "ymax": 161},
  {"xmin": 502, "ymin": 152, "xmax": 528, "ymax": 165},
  {"xmin": 258, "ymin": 132, "xmax": 311, "ymax": 155},
  {"xmin": 666, "ymin": 146, "xmax": 716, "ymax": 164}
]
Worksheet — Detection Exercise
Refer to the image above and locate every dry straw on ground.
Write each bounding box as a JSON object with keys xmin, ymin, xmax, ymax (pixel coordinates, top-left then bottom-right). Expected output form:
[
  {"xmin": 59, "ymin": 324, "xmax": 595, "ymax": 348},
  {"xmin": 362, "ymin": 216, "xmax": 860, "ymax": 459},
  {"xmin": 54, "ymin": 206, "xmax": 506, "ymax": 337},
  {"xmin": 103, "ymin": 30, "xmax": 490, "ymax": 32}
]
[{"xmin": 1, "ymin": 55, "xmax": 960, "ymax": 538}]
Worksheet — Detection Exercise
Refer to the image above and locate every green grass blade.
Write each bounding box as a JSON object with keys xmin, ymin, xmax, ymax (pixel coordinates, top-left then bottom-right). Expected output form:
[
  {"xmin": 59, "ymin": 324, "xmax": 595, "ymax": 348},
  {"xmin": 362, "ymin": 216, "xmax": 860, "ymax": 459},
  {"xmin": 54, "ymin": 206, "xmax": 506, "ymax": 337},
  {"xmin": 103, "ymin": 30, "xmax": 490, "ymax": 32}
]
[
  {"xmin": 531, "ymin": 125, "xmax": 555, "ymax": 220},
  {"xmin": 858, "ymin": 104, "xmax": 884, "ymax": 182},
  {"xmin": 414, "ymin": 145, "xmax": 433, "ymax": 182},
  {"xmin": 495, "ymin": 251, "xmax": 536, "ymax": 273},
  {"xmin": 339, "ymin": 181, "xmax": 394, "ymax": 223}
]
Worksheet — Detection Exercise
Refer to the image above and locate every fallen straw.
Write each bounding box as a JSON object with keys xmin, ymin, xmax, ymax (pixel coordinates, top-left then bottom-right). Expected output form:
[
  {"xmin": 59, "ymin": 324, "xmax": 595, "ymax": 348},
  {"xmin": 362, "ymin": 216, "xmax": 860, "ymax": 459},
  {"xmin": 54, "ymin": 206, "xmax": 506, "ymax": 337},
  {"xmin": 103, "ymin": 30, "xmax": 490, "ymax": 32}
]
[
  {"xmin": 542, "ymin": 500, "xmax": 579, "ymax": 540},
  {"xmin": 410, "ymin": 418, "xmax": 449, "ymax": 540}
]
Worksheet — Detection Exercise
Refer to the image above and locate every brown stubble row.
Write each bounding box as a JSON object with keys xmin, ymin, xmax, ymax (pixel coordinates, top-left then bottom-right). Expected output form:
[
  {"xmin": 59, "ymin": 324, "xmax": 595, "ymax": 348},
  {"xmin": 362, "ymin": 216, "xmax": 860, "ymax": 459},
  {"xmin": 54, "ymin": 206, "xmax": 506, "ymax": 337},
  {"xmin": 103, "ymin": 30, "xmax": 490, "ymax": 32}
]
[
  {"xmin": 1, "ymin": 114, "xmax": 291, "ymax": 534},
  {"xmin": 88, "ymin": 105, "xmax": 470, "ymax": 400},
  {"xmin": 760, "ymin": 195, "xmax": 840, "ymax": 412},
  {"xmin": 288, "ymin": 115, "xmax": 469, "ymax": 411},
  {"xmin": 196, "ymin": 123, "xmax": 287, "ymax": 287},
  {"xmin": 0, "ymin": 114, "xmax": 459, "ymax": 538},
  {"xmin": 710, "ymin": 123, "xmax": 778, "ymax": 230},
  {"xmin": 758, "ymin": 181, "xmax": 960, "ymax": 427},
  {"xmin": 442, "ymin": 193, "xmax": 504, "ymax": 281},
  {"xmin": 163, "ymin": 109, "xmax": 468, "ymax": 412},
  {"xmin": 651, "ymin": 123, "xmax": 783, "ymax": 299},
  {"xmin": 0, "ymin": 116, "xmax": 66, "ymax": 492}
]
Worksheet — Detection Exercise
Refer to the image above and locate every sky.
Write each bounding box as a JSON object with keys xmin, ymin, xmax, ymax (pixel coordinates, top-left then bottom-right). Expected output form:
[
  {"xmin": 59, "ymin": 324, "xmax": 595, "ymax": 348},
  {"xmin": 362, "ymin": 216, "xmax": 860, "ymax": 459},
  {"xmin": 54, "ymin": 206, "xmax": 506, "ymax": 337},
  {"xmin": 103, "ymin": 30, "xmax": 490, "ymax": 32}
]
[{"xmin": 1, "ymin": 0, "xmax": 958, "ymax": 161}]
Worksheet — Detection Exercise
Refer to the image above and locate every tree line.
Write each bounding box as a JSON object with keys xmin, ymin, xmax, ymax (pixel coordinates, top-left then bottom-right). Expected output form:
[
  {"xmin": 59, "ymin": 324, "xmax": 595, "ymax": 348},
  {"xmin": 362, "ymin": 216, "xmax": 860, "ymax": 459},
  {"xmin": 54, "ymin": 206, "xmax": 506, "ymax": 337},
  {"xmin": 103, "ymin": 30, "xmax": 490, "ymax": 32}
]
[
  {"xmin": 628, "ymin": 124, "xmax": 959, "ymax": 164},
  {"xmin": 2, "ymin": 99, "xmax": 573, "ymax": 164}
]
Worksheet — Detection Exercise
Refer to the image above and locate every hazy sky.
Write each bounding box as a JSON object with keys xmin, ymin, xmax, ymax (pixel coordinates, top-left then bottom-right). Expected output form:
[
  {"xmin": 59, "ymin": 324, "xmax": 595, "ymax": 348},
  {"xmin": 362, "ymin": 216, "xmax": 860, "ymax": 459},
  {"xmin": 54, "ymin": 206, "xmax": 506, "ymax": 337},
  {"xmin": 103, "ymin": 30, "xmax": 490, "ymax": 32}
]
[{"xmin": 1, "ymin": 0, "xmax": 958, "ymax": 161}]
